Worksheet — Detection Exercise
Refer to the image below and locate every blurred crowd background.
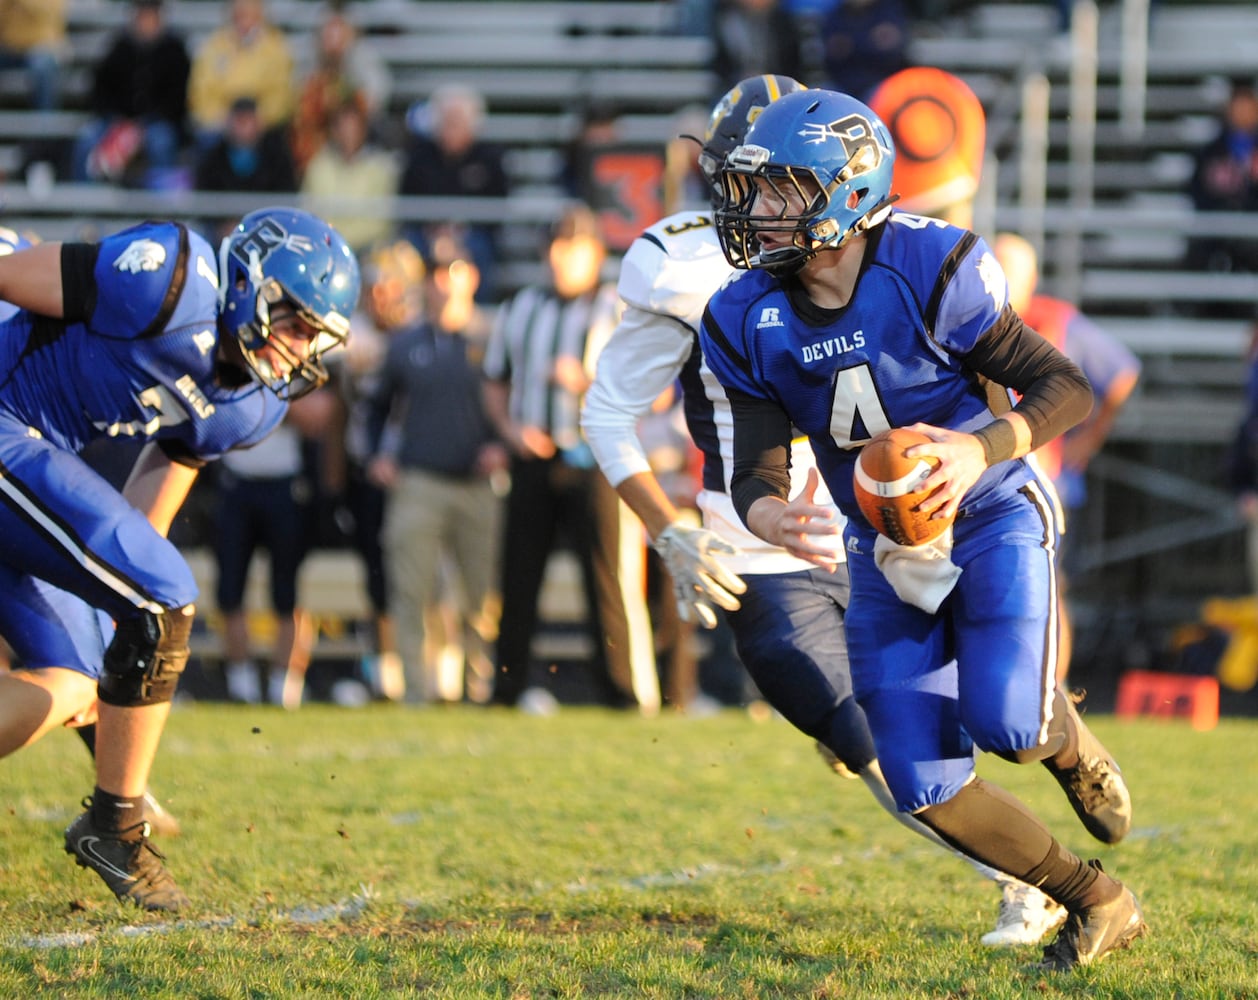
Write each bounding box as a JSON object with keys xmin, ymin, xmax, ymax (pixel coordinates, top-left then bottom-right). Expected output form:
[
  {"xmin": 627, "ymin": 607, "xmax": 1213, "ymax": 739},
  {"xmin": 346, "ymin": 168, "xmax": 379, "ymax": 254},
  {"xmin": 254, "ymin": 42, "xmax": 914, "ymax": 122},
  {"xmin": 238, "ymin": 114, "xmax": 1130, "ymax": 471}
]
[{"xmin": 2, "ymin": 0, "xmax": 1257, "ymax": 717}]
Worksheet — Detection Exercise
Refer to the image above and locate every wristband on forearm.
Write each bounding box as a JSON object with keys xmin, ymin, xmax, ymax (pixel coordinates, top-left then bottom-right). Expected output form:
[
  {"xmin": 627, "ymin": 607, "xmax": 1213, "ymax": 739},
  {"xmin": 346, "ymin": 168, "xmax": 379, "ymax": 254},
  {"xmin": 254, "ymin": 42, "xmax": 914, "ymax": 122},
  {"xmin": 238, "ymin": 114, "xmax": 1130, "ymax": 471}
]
[{"xmin": 973, "ymin": 419, "xmax": 1017, "ymax": 467}]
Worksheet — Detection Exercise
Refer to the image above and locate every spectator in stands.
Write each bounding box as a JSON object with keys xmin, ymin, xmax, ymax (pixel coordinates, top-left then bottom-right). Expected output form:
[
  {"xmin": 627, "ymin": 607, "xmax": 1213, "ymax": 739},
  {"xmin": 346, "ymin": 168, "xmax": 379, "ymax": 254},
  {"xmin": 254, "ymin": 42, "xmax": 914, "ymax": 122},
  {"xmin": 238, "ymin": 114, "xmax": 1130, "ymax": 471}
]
[
  {"xmin": 819, "ymin": 0, "xmax": 911, "ymax": 102},
  {"xmin": 71, "ymin": 0, "xmax": 191, "ymax": 188},
  {"xmin": 994, "ymin": 232, "xmax": 1142, "ymax": 683},
  {"xmin": 0, "ymin": 0, "xmax": 65, "ymax": 111},
  {"xmin": 213, "ymin": 391, "xmax": 334, "ymax": 709},
  {"xmin": 365, "ymin": 228, "xmax": 505, "ymax": 704},
  {"xmin": 560, "ymin": 100, "xmax": 623, "ymax": 200},
  {"xmin": 482, "ymin": 204, "xmax": 658, "ymax": 715},
  {"xmin": 710, "ymin": 0, "xmax": 805, "ymax": 98},
  {"xmin": 1186, "ymin": 77, "xmax": 1258, "ymax": 280},
  {"xmin": 289, "ymin": 0, "xmax": 390, "ymax": 178},
  {"xmin": 399, "ymin": 85, "xmax": 510, "ymax": 304},
  {"xmin": 300, "ymin": 99, "xmax": 399, "ymax": 255},
  {"xmin": 188, "ymin": 0, "xmax": 295, "ymax": 150},
  {"xmin": 194, "ymin": 96, "xmax": 298, "ymax": 240}
]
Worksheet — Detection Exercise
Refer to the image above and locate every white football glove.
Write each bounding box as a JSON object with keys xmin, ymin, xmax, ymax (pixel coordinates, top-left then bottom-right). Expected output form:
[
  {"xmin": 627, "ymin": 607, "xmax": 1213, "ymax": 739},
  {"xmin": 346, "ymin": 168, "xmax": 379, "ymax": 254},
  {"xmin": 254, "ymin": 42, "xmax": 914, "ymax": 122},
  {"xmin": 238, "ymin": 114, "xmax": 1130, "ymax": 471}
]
[{"xmin": 651, "ymin": 522, "xmax": 747, "ymax": 629}]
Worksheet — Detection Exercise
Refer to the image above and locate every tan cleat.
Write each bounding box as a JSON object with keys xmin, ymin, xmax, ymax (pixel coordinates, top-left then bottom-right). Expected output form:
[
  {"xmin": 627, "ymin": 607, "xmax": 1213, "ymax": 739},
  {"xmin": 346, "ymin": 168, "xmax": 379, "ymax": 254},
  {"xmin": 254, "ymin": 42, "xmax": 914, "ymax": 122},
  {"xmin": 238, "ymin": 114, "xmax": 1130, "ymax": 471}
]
[
  {"xmin": 1045, "ymin": 692, "xmax": 1132, "ymax": 844},
  {"xmin": 1033, "ymin": 862, "xmax": 1147, "ymax": 972}
]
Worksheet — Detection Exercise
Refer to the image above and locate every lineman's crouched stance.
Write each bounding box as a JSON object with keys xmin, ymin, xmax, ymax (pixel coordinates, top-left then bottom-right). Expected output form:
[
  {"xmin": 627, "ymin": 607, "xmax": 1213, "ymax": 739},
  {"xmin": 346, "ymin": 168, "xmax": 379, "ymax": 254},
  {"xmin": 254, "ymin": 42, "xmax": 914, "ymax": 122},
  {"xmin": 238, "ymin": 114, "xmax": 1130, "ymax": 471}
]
[{"xmin": 0, "ymin": 206, "xmax": 361, "ymax": 912}]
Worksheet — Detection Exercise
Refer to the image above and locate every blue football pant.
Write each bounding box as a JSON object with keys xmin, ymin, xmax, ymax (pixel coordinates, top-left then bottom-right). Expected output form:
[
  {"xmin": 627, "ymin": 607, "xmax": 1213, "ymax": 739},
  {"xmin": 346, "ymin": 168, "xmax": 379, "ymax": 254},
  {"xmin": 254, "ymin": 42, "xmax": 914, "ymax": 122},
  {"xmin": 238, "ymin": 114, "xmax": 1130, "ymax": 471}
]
[
  {"xmin": 845, "ymin": 484, "xmax": 1061, "ymax": 812},
  {"xmin": 0, "ymin": 419, "xmax": 197, "ymax": 676}
]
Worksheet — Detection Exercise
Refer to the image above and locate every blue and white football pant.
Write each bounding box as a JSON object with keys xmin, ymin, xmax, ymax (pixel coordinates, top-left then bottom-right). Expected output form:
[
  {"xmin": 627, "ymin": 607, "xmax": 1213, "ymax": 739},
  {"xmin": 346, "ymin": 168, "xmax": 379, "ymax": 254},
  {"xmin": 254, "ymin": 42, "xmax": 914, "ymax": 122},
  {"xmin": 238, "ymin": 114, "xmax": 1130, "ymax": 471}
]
[
  {"xmin": 0, "ymin": 415, "xmax": 198, "ymax": 676},
  {"xmin": 844, "ymin": 483, "xmax": 1061, "ymax": 813}
]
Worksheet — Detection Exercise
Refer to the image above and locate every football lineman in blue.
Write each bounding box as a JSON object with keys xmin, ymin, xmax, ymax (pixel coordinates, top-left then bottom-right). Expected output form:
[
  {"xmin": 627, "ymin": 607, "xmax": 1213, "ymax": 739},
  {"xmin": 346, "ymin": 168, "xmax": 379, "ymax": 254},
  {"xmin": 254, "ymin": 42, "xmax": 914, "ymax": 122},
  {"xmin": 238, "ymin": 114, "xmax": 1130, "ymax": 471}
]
[
  {"xmin": 700, "ymin": 90, "xmax": 1146, "ymax": 971},
  {"xmin": 0, "ymin": 206, "xmax": 359, "ymax": 911}
]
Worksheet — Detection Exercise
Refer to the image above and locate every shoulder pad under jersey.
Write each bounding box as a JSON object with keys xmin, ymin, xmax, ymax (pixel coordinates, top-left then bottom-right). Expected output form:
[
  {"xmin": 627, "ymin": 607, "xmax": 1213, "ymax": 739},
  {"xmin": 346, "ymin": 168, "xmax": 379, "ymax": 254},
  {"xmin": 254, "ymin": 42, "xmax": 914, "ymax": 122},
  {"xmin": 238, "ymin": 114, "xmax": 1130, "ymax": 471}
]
[
  {"xmin": 92, "ymin": 221, "xmax": 200, "ymax": 339},
  {"xmin": 618, "ymin": 211, "xmax": 732, "ymax": 330}
]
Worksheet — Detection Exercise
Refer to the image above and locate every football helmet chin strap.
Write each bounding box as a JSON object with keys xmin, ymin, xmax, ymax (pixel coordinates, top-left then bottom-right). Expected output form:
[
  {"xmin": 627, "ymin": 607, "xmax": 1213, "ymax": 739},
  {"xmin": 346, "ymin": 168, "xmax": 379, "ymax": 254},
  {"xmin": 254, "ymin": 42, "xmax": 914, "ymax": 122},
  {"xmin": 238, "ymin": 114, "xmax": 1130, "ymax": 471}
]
[{"xmin": 98, "ymin": 604, "xmax": 195, "ymax": 707}]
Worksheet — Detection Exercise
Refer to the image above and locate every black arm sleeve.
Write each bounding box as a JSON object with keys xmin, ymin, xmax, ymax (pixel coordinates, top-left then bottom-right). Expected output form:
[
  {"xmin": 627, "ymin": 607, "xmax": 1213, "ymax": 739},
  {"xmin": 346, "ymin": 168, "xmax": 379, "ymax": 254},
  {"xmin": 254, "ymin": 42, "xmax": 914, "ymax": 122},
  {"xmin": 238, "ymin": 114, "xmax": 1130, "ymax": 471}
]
[
  {"xmin": 963, "ymin": 306, "xmax": 1093, "ymax": 452},
  {"xmin": 60, "ymin": 243, "xmax": 100, "ymax": 323},
  {"xmin": 729, "ymin": 388, "xmax": 795, "ymax": 529}
]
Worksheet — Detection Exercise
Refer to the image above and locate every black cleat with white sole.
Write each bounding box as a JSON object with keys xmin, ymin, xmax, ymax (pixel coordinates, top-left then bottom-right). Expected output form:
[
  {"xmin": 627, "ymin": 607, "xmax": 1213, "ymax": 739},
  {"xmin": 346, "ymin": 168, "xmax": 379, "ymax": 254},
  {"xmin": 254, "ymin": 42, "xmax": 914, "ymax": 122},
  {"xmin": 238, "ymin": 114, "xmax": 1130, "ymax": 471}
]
[{"xmin": 64, "ymin": 802, "xmax": 189, "ymax": 912}]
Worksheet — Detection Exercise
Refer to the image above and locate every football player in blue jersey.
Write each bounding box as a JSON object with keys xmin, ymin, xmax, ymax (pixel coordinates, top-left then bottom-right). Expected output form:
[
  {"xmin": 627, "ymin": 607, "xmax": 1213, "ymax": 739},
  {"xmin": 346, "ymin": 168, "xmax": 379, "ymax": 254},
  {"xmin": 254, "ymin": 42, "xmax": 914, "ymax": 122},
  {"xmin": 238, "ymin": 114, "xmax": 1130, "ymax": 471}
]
[
  {"xmin": 0, "ymin": 223, "xmax": 185, "ymax": 839},
  {"xmin": 582, "ymin": 74, "xmax": 1065, "ymax": 945},
  {"xmin": 0, "ymin": 206, "xmax": 360, "ymax": 911},
  {"xmin": 699, "ymin": 89, "xmax": 1146, "ymax": 972}
]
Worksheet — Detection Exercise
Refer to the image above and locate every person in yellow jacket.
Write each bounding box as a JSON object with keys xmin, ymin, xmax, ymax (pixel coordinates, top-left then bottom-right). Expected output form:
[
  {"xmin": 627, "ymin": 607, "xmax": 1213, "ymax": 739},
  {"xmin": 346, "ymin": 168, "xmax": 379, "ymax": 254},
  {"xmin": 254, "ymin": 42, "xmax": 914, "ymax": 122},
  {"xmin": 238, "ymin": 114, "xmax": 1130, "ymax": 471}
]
[
  {"xmin": 0, "ymin": 0, "xmax": 67, "ymax": 110},
  {"xmin": 188, "ymin": 0, "xmax": 295, "ymax": 147}
]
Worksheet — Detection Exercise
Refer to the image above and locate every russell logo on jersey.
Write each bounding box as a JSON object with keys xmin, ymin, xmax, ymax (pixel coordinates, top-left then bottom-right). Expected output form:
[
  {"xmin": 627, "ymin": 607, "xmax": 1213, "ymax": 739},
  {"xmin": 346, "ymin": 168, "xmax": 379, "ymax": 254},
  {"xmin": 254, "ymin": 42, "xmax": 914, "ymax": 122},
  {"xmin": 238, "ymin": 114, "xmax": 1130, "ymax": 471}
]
[{"xmin": 757, "ymin": 307, "xmax": 785, "ymax": 328}]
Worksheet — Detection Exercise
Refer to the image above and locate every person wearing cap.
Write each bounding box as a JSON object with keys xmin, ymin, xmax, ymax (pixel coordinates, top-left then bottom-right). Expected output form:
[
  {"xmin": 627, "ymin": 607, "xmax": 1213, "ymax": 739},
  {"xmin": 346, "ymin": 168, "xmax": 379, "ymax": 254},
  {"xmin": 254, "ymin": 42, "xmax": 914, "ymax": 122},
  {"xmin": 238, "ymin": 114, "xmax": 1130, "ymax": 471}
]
[{"xmin": 194, "ymin": 96, "xmax": 298, "ymax": 239}]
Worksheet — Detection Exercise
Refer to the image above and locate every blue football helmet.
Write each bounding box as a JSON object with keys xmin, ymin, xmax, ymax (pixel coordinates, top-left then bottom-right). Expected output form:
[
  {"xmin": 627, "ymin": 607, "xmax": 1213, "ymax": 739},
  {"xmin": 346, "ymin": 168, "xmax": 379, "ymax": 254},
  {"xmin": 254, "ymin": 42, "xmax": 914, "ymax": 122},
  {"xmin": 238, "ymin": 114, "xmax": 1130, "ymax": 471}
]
[
  {"xmin": 218, "ymin": 207, "xmax": 361, "ymax": 399},
  {"xmin": 715, "ymin": 89, "xmax": 896, "ymax": 272},
  {"xmin": 698, "ymin": 74, "xmax": 807, "ymax": 207}
]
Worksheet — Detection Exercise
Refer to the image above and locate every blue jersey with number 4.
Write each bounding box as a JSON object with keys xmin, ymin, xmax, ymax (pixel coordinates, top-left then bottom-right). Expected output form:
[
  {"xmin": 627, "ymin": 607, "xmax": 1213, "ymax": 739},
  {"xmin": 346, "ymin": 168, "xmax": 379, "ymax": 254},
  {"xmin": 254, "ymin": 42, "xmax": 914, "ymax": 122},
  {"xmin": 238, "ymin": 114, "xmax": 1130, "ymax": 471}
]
[{"xmin": 700, "ymin": 212, "xmax": 1034, "ymax": 529}]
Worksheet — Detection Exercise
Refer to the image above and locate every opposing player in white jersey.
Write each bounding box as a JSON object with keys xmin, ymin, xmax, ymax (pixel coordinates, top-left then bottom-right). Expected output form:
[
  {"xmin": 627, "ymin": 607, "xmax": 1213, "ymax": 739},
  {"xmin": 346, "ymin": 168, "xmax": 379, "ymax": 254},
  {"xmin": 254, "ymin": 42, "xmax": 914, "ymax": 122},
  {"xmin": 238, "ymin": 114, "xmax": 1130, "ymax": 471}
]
[{"xmin": 580, "ymin": 75, "xmax": 1054, "ymax": 945}]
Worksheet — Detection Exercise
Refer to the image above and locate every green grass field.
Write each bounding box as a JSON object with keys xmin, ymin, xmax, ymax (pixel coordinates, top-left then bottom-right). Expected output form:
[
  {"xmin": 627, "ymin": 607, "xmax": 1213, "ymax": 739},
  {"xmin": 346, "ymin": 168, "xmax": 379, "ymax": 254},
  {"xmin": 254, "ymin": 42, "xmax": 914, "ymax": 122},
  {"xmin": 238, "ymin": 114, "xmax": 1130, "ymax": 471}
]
[{"xmin": 0, "ymin": 703, "xmax": 1254, "ymax": 998}]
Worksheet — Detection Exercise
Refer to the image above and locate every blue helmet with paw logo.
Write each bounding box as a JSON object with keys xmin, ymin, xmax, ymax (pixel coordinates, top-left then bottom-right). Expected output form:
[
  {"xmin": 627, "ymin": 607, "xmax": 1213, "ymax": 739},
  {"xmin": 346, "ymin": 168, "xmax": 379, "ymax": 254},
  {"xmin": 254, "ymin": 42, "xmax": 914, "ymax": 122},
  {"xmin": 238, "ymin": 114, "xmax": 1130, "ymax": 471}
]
[
  {"xmin": 218, "ymin": 206, "xmax": 360, "ymax": 399},
  {"xmin": 716, "ymin": 90, "xmax": 896, "ymax": 272}
]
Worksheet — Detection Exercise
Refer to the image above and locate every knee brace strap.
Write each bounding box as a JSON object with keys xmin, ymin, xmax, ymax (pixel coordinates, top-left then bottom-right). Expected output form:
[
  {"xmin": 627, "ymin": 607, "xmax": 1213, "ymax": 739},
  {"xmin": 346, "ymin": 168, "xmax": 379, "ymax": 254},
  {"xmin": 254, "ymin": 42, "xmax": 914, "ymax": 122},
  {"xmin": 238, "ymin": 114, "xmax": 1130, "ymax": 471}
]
[{"xmin": 98, "ymin": 604, "xmax": 195, "ymax": 707}]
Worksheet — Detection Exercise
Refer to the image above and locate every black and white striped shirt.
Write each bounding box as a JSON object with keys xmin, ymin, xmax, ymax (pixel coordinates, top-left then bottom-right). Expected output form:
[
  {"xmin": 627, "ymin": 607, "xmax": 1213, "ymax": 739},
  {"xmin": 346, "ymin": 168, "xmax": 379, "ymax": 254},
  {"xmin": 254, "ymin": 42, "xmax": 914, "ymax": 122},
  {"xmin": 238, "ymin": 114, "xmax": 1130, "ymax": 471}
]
[{"xmin": 483, "ymin": 283, "xmax": 620, "ymax": 452}]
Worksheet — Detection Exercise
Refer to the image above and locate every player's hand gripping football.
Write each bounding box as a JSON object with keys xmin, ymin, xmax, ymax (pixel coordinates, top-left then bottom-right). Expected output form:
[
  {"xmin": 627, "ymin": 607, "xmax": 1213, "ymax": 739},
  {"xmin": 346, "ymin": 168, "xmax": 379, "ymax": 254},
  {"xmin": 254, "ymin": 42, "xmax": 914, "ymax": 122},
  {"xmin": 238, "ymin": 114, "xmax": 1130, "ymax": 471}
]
[
  {"xmin": 652, "ymin": 521, "xmax": 747, "ymax": 629},
  {"xmin": 901, "ymin": 422, "xmax": 989, "ymax": 522}
]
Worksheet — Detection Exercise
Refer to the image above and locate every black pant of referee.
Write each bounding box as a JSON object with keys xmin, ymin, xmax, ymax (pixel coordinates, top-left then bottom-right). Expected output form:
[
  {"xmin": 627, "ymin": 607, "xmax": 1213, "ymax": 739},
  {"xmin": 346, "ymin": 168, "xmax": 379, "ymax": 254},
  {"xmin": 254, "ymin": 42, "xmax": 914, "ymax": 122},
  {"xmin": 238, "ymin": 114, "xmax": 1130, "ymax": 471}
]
[{"xmin": 491, "ymin": 452, "xmax": 652, "ymax": 709}]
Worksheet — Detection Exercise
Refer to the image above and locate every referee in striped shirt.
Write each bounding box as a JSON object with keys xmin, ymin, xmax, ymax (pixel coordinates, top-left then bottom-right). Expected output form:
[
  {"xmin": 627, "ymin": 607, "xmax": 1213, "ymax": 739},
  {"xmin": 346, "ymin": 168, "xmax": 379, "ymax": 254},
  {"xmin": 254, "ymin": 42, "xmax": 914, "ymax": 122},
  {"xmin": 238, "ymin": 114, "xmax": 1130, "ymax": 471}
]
[{"xmin": 482, "ymin": 204, "xmax": 658, "ymax": 714}]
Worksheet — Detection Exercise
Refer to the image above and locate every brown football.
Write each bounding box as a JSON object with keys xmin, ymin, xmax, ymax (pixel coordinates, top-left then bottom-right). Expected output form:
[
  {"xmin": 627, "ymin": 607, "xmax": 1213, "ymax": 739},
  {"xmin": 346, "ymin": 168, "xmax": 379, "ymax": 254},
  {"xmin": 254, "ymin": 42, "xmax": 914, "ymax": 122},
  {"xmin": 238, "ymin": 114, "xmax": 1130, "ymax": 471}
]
[{"xmin": 853, "ymin": 428, "xmax": 953, "ymax": 546}]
